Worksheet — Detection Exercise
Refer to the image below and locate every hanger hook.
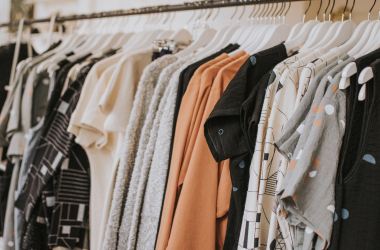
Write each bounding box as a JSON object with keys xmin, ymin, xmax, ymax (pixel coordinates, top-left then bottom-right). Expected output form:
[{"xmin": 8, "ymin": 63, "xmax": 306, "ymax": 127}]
[
  {"xmin": 248, "ymin": 3, "xmax": 255, "ymax": 19},
  {"xmin": 230, "ymin": 5, "xmax": 239, "ymax": 20},
  {"xmin": 266, "ymin": 1, "xmax": 274, "ymax": 18},
  {"xmin": 303, "ymin": 0, "xmax": 312, "ymax": 22},
  {"xmin": 369, "ymin": 0, "xmax": 377, "ymax": 20},
  {"xmin": 277, "ymin": 1, "xmax": 285, "ymax": 17},
  {"xmin": 342, "ymin": 0, "xmax": 349, "ymax": 21},
  {"xmin": 261, "ymin": 1, "xmax": 267, "ymax": 18},
  {"xmin": 303, "ymin": 0, "xmax": 311, "ymax": 16},
  {"xmin": 238, "ymin": 4, "xmax": 246, "ymax": 20},
  {"xmin": 315, "ymin": 0, "xmax": 322, "ymax": 20},
  {"xmin": 330, "ymin": 0, "xmax": 336, "ymax": 20},
  {"xmin": 285, "ymin": 0, "xmax": 292, "ymax": 17},
  {"xmin": 256, "ymin": 1, "xmax": 264, "ymax": 18},
  {"xmin": 213, "ymin": 7, "xmax": 220, "ymax": 21},
  {"xmin": 258, "ymin": 3, "xmax": 268, "ymax": 18},
  {"xmin": 324, "ymin": 0, "xmax": 331, "ymax": 21},
  {"xmin": 271, "ymin": 0, "xmax": 278, "ymax": 18},
  {"xmin": 349, "ymin": 0, "xmax": 356, "ymax": 20}
]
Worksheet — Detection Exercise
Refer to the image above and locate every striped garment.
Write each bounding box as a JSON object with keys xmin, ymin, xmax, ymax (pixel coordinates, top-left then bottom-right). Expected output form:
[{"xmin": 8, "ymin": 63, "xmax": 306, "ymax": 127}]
[{"xmin": 15, "ymin": 60, "xmax": 96, "ymax": 249}]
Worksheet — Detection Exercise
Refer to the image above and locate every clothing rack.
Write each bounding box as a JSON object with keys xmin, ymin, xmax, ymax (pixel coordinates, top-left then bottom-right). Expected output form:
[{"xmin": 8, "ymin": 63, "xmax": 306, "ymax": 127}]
[{"xmin": 0, "ymin": 0, "xmax": 306, "ymax": 28}]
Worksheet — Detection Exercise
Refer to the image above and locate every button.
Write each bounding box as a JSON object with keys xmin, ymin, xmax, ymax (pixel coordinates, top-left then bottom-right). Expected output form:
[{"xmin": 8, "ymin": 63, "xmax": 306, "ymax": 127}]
[
  {"xmin": 218, "ymin": 129, "xmax": 224, "ymax": 135},
  {"xmin": 250, "ymin": 56, "xmax": 257, "ymax": 65},
  {"xmin": 8, "ymin": 241, "xmax": 14, "ymax": 247},
  {"xmin": 36, "ymin": 116, "xmax": 42, "ymax": 122},
  {"xmin": 238, "ymin": 161, "xmax": 245, "ymax": 168},
  {"xmin": 232, "ymin": 187, "xmax": 238, "ymax": 192}
]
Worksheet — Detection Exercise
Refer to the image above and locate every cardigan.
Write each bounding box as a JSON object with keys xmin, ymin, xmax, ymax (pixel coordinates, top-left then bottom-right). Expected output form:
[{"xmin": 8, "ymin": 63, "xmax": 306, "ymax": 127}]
[
  {"xmin": 102, "ymin": 55, "xmax": 178, "ymax": 250},
  {"xmin": 118, "ymin": 57, "xmax": 189, "ymax": 250}
]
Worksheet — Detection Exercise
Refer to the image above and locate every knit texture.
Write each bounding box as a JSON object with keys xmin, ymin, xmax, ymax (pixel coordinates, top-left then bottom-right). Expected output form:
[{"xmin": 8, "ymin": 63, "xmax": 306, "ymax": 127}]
[
  {"xmin": 117, "ymin": 58, "xmax": 185, "ymax": 250},
  {"xmin": 135, "ymin": 59, "xmax": 193, "ymax": 250},
  {"xmin": 102, "ymin": 55, "xmax": 177, "ymax": 250}
]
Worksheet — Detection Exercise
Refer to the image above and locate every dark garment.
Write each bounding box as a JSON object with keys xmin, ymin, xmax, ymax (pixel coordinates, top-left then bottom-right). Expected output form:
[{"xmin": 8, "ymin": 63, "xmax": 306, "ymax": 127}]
[
  {"xmin": 0, "ymin": 161, "xmax": 14, "ymax": 236},
  {"xmin": 31, "ymin": 70, "xmax": 51, "ymax": 127},
  {"xmin": 152, "ymin": 48, "xmax": 173, "ymax": 61},
  {"xmin": 337, "ymin": 49, "xmax": 380, "ymax": 179},
  {"xmin": 204, "ymin": 43, "xmax": 288, "ymax": 250},
  {"xmin": 0, "ymin": 43, "xmax": 31, "ymax": 111},
  {"xmin": 15, "ymin": 60, "xmax": 95, "ymax": 250},
  {"xmin": 330, "ymin": 49, "xmax": 380, "ymax": 250},
  {"xmin": 44, "ymin": 53, "xmax": 89, "ymax": 121}
]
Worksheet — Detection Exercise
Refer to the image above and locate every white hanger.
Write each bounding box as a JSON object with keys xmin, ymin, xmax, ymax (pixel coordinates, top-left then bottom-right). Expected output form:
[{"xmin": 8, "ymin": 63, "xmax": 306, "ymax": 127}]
[
  {"xmin": 317, "ymin": 14, "xmax": 355, "ymax": 52},
  {"xmin": 354, "ymin": 23, "xmax": 380, "ymax": 58},
  {"xmin": 338, "ymin": 24, "xmax": 376, "ymax": 89},
  {"xmin": 248, "ymin": 2, "xmax": 283, "ymax": 52},
  {"xmin": 197, "ymin": 7, "xmax": 235, "ymax": 53},
  {"xmin": 305, "ymin": 0, "xmax": 335, "ymax": 49},
  {"xmin": 241, "ymin": 2, "xmax": 274, "ymax": 52},
  {"xmin": 339, "ymin": 2, "xmax": 379, "ymax": 89},
  {"xmin": 284, "ymin": 14, "xmax": 318, "ymax": 55},
  {"xmin": 353, "ymin": 1, "xmax": 380, "ymax": 57},
  {"xmin": 229, "ymin": 5, "xmax": 251, "ymax": 45},
  {"xmin": 9, "ymin": 18, "xmax": 25, "ymax": 89},
  {"xmin": 251, "ymin": 15, "xmax": 290, "ymax": 53},
  {"xmin": 333, "ymin": 19, "xmax": 370, "ymax": 55},
  {"xmin": 358, "ymin": 66, "xmax": 374, "ymax": 100},
  {"xmin": 287, "ymin": 22, "xmax": 303, "ymax": 40},
  {"xmin": 176, "ymin": 8, "xmax": 216, "ymax": 57},
  {"xmin": 301, "ymin": 3, "xmax": 333, "ymax": 53},
  {"xmin": 223, "ymin": 6, "xmax": 242, "ymax": 43},
  {"xmin": 298, "ymin": 0, "xmax": 324, "ymax": 51},
  {"xmin": 286, "ymin": 0, "xmax": 310, "ymax": 41}
]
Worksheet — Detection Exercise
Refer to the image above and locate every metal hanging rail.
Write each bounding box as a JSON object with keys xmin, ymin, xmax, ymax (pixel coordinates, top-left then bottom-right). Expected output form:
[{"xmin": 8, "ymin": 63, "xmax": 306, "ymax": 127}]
[{"xmin": 0, "ymin": 0, "xmax": 307, "ymax": 28}]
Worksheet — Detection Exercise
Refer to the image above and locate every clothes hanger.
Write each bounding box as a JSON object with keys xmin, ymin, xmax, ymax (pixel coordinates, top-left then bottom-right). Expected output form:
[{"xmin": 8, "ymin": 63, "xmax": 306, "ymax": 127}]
[
  {"xmin": 251, "ymin": 0, "xmax": 291, "ymax": 53},
  {"xmin": 323, "ymin": 0, "xmax": 369, "ymax": 58},
  {"xmin": 69, "ymin": 18, "xmax": 111, "ymax": 58},
  {"xmin": 356, "ymin": 11, "xmax": 380, "ymax": 100},
  {"xmin": 96, "ymin": 17, "xmax": 129, "ymax": 52},
  {"xmin": 176, "ymin": 6, "xmax": 216, "ymax": 57},
  {"xmin": 304, "ymin": 0, "xmax": 335, "ymax": 50},
  {"xmin": 229, "ymin": 5, "xmax": 251, "ymax": 45},
  {"xmin": 195, "ymin": 7, "xmax": 227, "ymax": 53},
  {"xmin": 9, "ymin": 18, "xmax": 25, "ymax": 89},
  {"xmin": 317, "ymin": 0, "xmax": 355, "ymax": 52},
  {"xmin": 239, "ymin": 1, "xmax": 271, "ymax": 51},
  {"xmin": 223, "ymin": 5, "xmax": 245, "ymax": 44},
  {"xmin": 232, "ymin": 2, "xmax": 261, "ymax": 49},
  {"xmin": 65, "ymin": 18, "xmax": 104, "ymax": 57},
  {"xmin": 287, "ymin": 0, "xmax": 304, "ymax": 40},
  {"xmin": 157, "ymin": 12, "xmax": 174, "ymax": 39},
  {"xmin": 36, "ymin": 19, "xmax": 88, "ymax": 73},
  {"xmin": 112, "ymin": 16, "xmax": 134, "ymax": 49},
  {"xmin": 169, "ymin": 11, "xmax": 193, "ymax": 44},
  {"xmin": 123, "ymin": 12, "xmax": 164, "ymax": 51},
  {"xmin": 47, "ymin": 13, "xmax": 57, "ymax": 48},
  {"xmin": 307, "ymin": 0, "xmax": 344, "ymax": 51},
  {"xmin": 354, "ymin": 0, "xmax": 380, "ymax": 58},
  {"xmin": 357, "ymin": 66, "xmax": 373, "ymax": 100},
  {"xmin": 339, "ymin": 0, "xmax": 378, "ymax": 89},
  {"xmin": 301, "ymin": 0, "xmax": 332, "ymax": 51},
  {"xmin": 284, "ymin": 0, "xmax": 318, "ymax": 55}
]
